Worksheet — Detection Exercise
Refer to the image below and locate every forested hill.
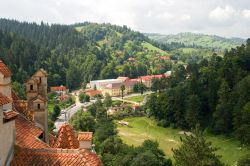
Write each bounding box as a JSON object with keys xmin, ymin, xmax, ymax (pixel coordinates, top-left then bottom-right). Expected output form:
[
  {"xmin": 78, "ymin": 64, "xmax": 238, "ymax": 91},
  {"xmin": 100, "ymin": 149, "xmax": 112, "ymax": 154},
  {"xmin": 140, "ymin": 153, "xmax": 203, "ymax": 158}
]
[
  {"xmin": 0, "ymin": 19, "xmax": 177, "ymax": 89},
  {"xmin": 146, "ymin": 32, "xmax": 245, "ymax": 50}
]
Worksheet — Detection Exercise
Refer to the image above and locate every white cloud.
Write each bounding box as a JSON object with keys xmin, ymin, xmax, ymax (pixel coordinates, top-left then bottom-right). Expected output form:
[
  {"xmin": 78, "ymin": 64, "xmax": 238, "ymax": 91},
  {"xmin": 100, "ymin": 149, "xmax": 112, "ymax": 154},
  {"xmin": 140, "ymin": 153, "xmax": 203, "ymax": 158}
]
[
  {"xmin": 209, "ymin": 5, "xmax": 237, "ymax": 21},
  {"xmin": 0, "ymin": 0, "xmax": 249, "ymax": 38},
  {"xmin": 241, "ymin": 10, "xmax": 250, "ymax": 19},
  {"xmin": 180, "ymin": 14, "xmax": 191, "ymax": 21},
  {"xmin": 156, "ymin": 12, "xmax": 174, "ymax": 20}
]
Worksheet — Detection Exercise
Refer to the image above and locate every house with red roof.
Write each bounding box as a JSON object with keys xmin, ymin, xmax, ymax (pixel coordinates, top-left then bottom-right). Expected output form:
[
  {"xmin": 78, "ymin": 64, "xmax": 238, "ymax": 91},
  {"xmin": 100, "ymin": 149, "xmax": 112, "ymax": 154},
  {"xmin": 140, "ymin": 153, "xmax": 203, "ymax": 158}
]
[
  {"xmin": 138, "ymin": 74, "xmax": 165, "ymax": 88},
  {"xmin": 50, "ymin": 85, "xmax": 68, "ymax": 93},
  {"xmin": 160, "ymin": 55, "xmax": 171, "ymax": 60}
]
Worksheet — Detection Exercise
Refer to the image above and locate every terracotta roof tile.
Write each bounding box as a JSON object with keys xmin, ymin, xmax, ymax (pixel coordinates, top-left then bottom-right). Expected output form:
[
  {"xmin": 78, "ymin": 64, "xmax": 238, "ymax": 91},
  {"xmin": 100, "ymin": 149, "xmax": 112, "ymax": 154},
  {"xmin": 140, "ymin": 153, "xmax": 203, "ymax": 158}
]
[
  {"xmin": 13, "ymin": 100, "xmax": 34, "ymax": 121},
  {"xmin": 0, "ymin": 60, "xmax": 12, "ymax": 77},
  {"xmin": 139, "ymin": 74, "xmax": 165, "ymax": 81},
  {"xmin": 3, "ymin": 110, "xmax": 18, "ymax": 121},
  {"xmin": 11, "ymin": 147, "xmax": 102, "ymax": 166},
  {"xmin": 15, "ymin": 115, "xmax": 49, "ymax": 148},
  {"xmin": 78, "ymin": 132, "xmax": 93, "ymax": 141},
  {"xmin": 50, "ymin": 86, "xmax": 67, "ymax": 91},
  {"xmin": 0, "ymin": 92, "xmax": 11, "ymax": 106},
  {"xmin": 85, "ymin": 90, "xmax": 102, "ymax": 97},
  {"xmin": 52, "ymin": 123, "xmax": 79, "ymax": 149}
]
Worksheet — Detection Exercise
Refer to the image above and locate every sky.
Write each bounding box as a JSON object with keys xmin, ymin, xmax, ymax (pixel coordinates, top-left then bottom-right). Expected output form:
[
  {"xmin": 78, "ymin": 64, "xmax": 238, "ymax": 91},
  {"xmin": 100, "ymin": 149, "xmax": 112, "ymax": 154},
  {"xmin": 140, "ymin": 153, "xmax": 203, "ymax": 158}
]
[{"xmin": 0, "ymin": 0, "xmax": 250, "ymax": 38}]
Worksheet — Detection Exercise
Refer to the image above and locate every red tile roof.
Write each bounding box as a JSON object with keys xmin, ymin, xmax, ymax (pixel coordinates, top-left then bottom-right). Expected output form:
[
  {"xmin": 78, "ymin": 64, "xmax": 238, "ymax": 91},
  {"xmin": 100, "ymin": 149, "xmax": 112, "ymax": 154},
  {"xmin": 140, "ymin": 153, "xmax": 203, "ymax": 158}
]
[
  {"xmin": 11, "ymin": 147, "xmax": 102, "ymax": 166},
  {"xmin": 85, "ymin": 89, "xmax": 102, "ymax": 97},
  {"xmin": 13, "ymin": 100, "xmax": 34, "ymax": 121},
  {"xmin": 50, "ymin": 86, "xmax": 67, "ymax": 91},
  {"xmin": 52, "ymin": 123, "xmax": 79, "ymax": 149},
  {"xmin": 15, "ymin": 115, "xmax": 49, "ymax": 149},
  {"xmin": 0, "ymin": 92, "xmax": 11, "ymax": 106},
  {"xmin": 78, "ymin": 132, "xmax": 93, "ymax": 141},
  {"xmin": 0, "ymin": 60, "xmax": 12, "ymax": 77},
  {"xmin": 3, "ymin": 110, "xmax": 18, "ymax": 122},
  {"xmin": 160, "ymin": 56, "xmax": 170, "ymax": 60},
  {"xmin": 139, "ymin": 74, "xmax": 164, "ymax": 81}
]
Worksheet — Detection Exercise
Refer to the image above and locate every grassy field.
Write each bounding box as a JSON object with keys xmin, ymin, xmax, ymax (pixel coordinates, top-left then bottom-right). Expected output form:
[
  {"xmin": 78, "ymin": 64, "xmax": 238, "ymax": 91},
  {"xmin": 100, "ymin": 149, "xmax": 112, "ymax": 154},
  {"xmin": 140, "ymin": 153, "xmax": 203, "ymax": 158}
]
[
  {"xmin": 117, "ymin": 117, "xmax": 250, "ymax": 165},
  {"xmin": 124, "ymin": 95, "xmax": 146, "ymax": 102},
  {"xmin": 142, "ymin": 42, "xmax": 167, "ymax": 55}
]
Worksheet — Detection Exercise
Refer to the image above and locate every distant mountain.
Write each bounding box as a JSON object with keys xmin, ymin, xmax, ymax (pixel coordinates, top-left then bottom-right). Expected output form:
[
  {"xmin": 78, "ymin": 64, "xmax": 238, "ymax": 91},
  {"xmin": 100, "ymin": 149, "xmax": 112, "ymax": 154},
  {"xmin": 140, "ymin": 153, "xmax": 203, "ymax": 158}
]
[{"xmin": 145, "ymin": 32, "xmax": 246, "ymax": 50}]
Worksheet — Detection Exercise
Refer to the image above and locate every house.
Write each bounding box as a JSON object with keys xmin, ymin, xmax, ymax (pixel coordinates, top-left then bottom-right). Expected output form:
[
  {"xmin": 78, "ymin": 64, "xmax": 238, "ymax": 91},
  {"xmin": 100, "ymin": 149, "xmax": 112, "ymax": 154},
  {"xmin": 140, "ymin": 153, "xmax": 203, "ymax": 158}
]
[
  {"xmin": 102, "ymin": 79, "xmax": 138, "ymax": 97},
  {"xmin": 160, "ymin": 55, "xmax": 171, "ymax": 60},
  {"xmin": 50, "ymin": 85, "xmax": 68, "ymax": 94},
  {"xmin": 138, "ymin": 74, "xmax": 165, "ymax": 88},
  {"xmin": 90, "ymin": 79, "xmax": 123, "ymax": 90},
  {"xmin": 0, "ymin": 60, "xmax": 102, "ymax": 166}
]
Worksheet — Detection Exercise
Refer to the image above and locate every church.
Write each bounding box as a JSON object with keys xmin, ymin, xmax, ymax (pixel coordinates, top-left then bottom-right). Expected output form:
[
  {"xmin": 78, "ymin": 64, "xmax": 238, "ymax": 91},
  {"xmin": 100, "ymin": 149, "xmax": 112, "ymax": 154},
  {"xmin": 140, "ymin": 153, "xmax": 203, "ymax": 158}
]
[{"xmin": 0, "ymin": 60, "xmax": 102, "ymax": 166}]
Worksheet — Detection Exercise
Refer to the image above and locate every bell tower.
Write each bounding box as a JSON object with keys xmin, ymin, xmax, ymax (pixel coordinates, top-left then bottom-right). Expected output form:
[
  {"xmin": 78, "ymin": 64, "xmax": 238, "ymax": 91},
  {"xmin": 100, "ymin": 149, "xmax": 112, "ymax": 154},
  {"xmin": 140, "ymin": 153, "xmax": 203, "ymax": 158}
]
[{"xmin": 26, "ymin": 69, "xmax": 49, "ymax": 143}]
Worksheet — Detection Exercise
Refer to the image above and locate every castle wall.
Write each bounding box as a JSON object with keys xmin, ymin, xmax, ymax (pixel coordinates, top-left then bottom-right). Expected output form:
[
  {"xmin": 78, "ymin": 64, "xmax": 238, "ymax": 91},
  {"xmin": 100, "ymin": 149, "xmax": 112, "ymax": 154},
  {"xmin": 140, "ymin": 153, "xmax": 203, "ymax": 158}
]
[
  {"xmin": 0, "ymin": 109, "xmax": 15, "ymax": 166},
  {"xmin": 0, "ymin": 74, "xmax": 11, "ymax": 99}
]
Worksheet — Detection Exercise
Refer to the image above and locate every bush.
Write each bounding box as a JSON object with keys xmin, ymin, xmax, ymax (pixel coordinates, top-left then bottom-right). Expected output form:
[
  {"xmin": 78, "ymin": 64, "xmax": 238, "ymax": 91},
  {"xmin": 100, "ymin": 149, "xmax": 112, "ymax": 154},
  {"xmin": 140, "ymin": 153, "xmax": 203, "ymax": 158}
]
[
  {"xmin": 79, "ymin": 92, "xmax": 90, "ymax": 103},
  {"xmin": 51, "ymin": 105, "xmax": 61, "ymax": 121}
]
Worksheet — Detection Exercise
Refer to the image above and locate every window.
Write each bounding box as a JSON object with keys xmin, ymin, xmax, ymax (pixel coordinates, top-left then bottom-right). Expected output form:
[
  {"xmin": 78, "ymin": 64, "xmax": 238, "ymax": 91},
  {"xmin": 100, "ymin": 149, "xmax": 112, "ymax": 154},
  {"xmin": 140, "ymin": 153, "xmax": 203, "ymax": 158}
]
[
  {"xmin": 39, "ymin": 77, "xmax": 42, "ymax": 83},
  {"xmin": 30, "ymin": 85, "xmax": 33, "ymax": 91},
  {"xmin": 38, "ymin": 103, "xmax": 41, "ymax": 109}
]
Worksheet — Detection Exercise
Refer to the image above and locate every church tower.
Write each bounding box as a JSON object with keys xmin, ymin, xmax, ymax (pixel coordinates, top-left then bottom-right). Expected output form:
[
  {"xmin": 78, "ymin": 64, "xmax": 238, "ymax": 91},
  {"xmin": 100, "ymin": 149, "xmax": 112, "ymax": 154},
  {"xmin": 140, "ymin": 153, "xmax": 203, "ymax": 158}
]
[{"xmin": 26, "ymin": 69, "xmax": 49, "ymax": 143}]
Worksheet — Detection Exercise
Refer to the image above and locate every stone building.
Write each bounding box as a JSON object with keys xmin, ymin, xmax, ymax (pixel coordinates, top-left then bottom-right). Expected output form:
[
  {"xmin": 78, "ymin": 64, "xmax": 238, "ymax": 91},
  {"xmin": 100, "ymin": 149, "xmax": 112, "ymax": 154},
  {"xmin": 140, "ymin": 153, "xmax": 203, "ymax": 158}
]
[
  {"xmin": 0, "ymin": 60, "xmax": 102, "ymax": 166},
  {"xmin": 25, "ymin": 69, "xmax": 49, "ymax": 143},
  {"xmin": 0, "ymin": 60, "xmax": 18, "ymax": 166}
]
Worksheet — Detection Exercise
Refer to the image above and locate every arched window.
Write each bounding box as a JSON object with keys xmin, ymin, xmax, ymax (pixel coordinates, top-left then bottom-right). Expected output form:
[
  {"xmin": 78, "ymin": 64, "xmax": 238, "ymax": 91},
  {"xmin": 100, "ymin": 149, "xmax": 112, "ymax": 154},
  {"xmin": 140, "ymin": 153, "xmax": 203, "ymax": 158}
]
[{"xmin": 30, "ymin": 85, "xmax": 33, "ymax": 91}]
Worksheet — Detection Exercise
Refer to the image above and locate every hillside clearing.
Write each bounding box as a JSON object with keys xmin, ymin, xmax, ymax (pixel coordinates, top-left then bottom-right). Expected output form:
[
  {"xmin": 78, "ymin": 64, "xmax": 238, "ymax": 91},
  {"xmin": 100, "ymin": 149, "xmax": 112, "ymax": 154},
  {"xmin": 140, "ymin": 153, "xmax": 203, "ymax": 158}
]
[{"xmin": 117, "ymin": 117, "xmax": 250, "ymax": 165}]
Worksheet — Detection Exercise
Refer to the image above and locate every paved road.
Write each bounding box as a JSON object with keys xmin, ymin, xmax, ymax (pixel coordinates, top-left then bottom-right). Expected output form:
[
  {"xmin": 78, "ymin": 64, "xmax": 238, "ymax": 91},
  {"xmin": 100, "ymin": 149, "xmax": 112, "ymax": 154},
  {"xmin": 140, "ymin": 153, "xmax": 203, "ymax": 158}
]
[{"xmin": 54, "ymin": 91, "xmax": 84, "ymax": 131}]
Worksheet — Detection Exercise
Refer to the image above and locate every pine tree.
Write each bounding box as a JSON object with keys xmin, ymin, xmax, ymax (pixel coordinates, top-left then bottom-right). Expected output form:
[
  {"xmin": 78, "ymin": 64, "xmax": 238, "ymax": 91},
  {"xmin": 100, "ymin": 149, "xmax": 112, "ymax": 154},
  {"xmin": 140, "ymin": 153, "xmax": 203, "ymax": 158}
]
[
  {"xmin": 120, "ymin": 85, "xmax": 125, "ymax": 99},
  {"xmin": 173, "ymin": 127, "xmax": 224, "ymax": 166},
  {"xmin": 213, "ymin": 80, "xmax": 232, "ymax": 134},
  {"xmin": 185, "ymin": 95, "xmax": 201, "ymax": 129}
]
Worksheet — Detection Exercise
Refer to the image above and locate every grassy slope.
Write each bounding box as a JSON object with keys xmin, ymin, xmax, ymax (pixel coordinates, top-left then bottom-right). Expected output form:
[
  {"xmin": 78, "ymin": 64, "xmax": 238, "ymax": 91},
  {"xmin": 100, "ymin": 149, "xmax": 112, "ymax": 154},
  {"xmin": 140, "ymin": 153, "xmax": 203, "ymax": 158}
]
[
  {"xmin": 124, "ymin": 95, "xmax": 146, "ymax": 102},
  {"xmin": 146, "ymin": 33, "xmax": 245, "ymax": 50},
  {"xmin": 142, "ymin": 41, "xmax": 167, "ymax": 55},
  {"xmin": 117, "ymin": 117, "xmax": 250, "ymax": 165}
]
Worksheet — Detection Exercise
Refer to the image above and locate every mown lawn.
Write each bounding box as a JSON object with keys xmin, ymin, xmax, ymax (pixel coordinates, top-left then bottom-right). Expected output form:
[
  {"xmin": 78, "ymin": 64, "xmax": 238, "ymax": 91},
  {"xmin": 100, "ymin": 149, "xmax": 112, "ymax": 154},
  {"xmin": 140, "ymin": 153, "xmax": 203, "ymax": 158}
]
[
  {"xmin": 124, "ymin": 95, "xmax": 146, "ymax": 102},
  {"xmin": 116, "ymin": 117, "xmax": 250, "ymax": 165}
]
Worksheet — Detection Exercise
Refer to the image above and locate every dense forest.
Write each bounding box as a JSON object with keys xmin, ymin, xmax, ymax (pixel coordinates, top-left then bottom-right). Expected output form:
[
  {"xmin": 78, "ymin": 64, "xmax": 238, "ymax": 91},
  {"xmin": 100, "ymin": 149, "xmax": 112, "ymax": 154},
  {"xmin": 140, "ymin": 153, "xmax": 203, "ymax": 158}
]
[
  {"xmin": 0, "ymin": 19, "xmax": 184, "ymax": 90},
  {"xmin": 146, "ymin": 40, "xmax": 250, "ymax": 145}
]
